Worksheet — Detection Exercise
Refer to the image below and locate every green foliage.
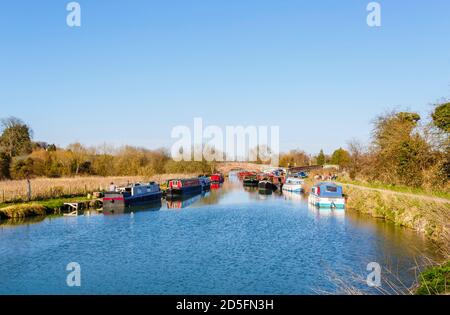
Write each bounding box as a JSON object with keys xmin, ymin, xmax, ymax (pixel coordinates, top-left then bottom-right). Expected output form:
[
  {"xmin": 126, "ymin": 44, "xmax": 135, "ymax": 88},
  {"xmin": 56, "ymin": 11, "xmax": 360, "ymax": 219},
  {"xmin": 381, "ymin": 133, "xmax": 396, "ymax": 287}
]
[
  {"xmin": 10, "ymin": 157, "xmax": 35, "ymax": 179},
  {"xmin": 369, "ymin": 111, "xmax": 434, "ymax": 187},
  {"xmin": 0, "ymin": 117, "xmax": 33, "ymax": 158},
  {"xmin": 416, "ymin": 261, "xmax": 450, "ymax": 295},
  {"xmin": 0, "ymin": 151, "xmax": 11, "ymax": 179},
  {"xmin": 330, "ymin": 148, "xmax": 350, "ymax": 167},
  {"xmin": 431, "ymin": 102, "xmax": 450, "ymax": 133},
  {"xmin": 316, "ymin": 149, "xmax": 325, "ymax": 166}
]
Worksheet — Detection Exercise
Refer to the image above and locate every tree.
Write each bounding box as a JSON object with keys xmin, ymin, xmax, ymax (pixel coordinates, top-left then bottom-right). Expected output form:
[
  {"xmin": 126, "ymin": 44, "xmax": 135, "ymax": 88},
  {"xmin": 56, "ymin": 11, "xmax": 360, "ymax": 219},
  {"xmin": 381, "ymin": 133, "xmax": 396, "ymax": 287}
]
[
  {"xmin": 67, "ymin": 143, "xmax": 88, "ymax": 175},
  {"xmin": 279, "ymin": 149, "xmax": 310, "ymax": 168},
  {"xmin": 331, "ymin": 148, "xmax": 351, "ymax": 168},
  {"xmin": 0, "ymin": 117, "xmax": 33, "ymax": 158},
  {"xmin": 431, "ymin": 102, "xmax": 450, "ymax": 133},
  {"xmin": 371, "ymin": 111, "xmax": 431, "ymax": 186},
  {"xmin": 346, "ymin": 139, "xmax": 372, "ymax": 180},
  {"xmin": 316, "ymin": 149, "xmax": 325, "ymax": 165},
  {"xmin": 10, "ymin": 157, "xmax": 35, "ymax": 179},
  {"xmin": 0, "ymin": 151, "xmax": 11, "ymax": 179}
]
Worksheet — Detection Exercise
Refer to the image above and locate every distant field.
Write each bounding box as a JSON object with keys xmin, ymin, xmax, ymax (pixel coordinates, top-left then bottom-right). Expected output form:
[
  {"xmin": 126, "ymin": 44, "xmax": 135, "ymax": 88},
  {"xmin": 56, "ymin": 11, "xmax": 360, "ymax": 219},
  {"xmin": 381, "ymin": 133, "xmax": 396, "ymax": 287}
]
[{"xmin": 0, "ymin": 174, "xmax": 194, "ymax": 204}]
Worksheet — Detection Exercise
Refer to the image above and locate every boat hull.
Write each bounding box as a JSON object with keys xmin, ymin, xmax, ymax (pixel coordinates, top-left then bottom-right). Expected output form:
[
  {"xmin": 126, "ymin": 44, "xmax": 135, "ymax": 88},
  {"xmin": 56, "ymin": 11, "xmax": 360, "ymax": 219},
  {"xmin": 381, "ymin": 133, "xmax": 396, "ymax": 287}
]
[
  {"xmin": 166, "ymin": 185, "xmax": 202, "ymax": 199},
  {"xmin": 103, "ymin": 191, "xmax": 162, "ymax": 211},
  {"xmin": 282, "ymin": 184, "xmax": 304, "ymax": 193},
  {"xmin": 308, "ymin": 195, "xmax": 345, "ymax": 209},
  {"xmin": 258, "ymin": 181, "xmax": 277, "ymax": 191}
]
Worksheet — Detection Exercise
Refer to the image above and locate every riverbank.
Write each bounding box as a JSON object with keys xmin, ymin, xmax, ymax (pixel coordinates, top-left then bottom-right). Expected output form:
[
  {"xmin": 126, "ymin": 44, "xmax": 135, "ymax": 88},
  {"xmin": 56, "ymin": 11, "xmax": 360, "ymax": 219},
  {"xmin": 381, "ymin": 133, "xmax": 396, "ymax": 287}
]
[
  {"xmin": 339, "ymin": 183, "xmax": 450, "ymax": 246},
  {"xmin": 0, "ymin": 173, "xmax": 197, "ymax": 220},
  {"xmin": 337, "ymin": 181, "xmax": 449, "ymax": 295},
  {"xmin": 0, "ymin": 196, "xmax": 92, "ymax": 220}
]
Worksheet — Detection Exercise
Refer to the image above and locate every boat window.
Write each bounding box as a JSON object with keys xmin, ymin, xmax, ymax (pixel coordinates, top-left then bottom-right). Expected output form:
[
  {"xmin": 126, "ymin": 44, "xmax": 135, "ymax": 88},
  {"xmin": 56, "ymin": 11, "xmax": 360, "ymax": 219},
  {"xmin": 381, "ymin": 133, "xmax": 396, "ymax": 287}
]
[{"xmin": 326, "ymin": 186, "xmax": 337, "ymax": 192}]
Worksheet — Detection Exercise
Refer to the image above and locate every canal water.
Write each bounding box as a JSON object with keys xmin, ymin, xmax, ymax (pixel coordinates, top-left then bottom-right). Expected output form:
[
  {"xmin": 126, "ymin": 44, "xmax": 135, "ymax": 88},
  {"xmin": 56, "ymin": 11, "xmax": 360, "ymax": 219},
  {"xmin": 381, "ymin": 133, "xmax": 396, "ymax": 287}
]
[{"xmin": 0, "ymin": 175, "xmax": 440, "ymax": 294}]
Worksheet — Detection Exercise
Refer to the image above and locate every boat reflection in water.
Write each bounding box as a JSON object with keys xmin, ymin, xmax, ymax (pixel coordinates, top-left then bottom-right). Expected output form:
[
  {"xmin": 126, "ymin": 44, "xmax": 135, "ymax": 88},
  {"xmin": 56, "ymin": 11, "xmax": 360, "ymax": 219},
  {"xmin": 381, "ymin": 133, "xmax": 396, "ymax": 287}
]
[
  {"xmin": 307, "ymin": 203, "xmax": 345, "ymax": 218},
  {"xmin": 210, "ymin": 183, "xmax": 222, "ymax": 190},
  {"xmin": 103, "ymin": 199, "xmax": 162, "ymax": 215},
  {"xmin": 166, "ymin": 192, "xmax": 208, "ymax": 209},
  {"xmin": 283, "ymin": 191, "xmax": 303, "ymax": 202}
]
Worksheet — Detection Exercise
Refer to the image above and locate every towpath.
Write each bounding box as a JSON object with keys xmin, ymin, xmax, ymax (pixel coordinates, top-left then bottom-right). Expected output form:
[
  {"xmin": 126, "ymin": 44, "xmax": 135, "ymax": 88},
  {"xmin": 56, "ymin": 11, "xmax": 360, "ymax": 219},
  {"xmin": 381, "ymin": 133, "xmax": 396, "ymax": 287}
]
[{"xmin": 338, "ymin": 182, "xmax": 450, "ymax": 204}]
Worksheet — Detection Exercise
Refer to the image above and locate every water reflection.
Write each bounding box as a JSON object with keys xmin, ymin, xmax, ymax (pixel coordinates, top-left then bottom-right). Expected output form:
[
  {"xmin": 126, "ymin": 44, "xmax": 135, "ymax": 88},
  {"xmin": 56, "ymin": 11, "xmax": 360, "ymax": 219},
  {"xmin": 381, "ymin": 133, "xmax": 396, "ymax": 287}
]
[
  {"xmin": 283, "ymin": 191, "xmax": 303, "ymax": 201},
  {"xmin": 0, "ymin": 215, "xmax": 46, "ymax": 228},
  {"xmin": 103, "ymin": 199, "xmax": 162, "ymax": 215},
  {"xmin": 166, "ymin": 193, "xmax": 205, "ymax": 209}
]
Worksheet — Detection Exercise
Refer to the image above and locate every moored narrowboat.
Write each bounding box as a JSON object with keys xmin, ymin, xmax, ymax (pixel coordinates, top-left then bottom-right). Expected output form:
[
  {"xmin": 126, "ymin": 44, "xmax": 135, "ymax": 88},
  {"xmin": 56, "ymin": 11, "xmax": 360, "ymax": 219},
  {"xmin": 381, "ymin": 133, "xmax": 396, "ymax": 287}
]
[
  {"xmin": 166, "ymin": 178, "xmax": 202, "ymax": 199},
  {"xmin": 308, "ymin": 182, "xmax": 345, "ymax": 209},
  {"xmin": 210, "ymin": 173, "xmax": 224, "ymax": 183},
  {"xmin": 258, "ymin": 180, "xmax": 277, "ymax": 192},
  {"xmin": 199, "ymin": 176, "xmax": 211, "ymax": 191},
  {"xmin": 103, "ymin": 182, "xmax": 162, "ymax": 211},
  {"xmin": 243, "ymin": 175, "xmax": 259, "ymax": 187}
]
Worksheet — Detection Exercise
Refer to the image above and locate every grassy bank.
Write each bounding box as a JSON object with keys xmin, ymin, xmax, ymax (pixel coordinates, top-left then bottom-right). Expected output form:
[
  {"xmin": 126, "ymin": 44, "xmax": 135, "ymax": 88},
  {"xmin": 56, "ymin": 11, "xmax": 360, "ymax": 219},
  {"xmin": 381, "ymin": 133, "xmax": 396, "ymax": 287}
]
[
  {"xmin": 0, "ymin": 196, "xmax": 93, "ymax": 220},
  {"xmin": 342, "ymin": 184, "xmax": 450, "ymax": 246},
  {"xmin": 339, "ymin": 178, "xmax": 450, "ymax": 201},
  {"xmin": 0, "ymin": 203, "xmax": 47, "ymax": 219},
  {"xmin": 415, "ymin": 261, "xmax": 450, "ymax": 295}
]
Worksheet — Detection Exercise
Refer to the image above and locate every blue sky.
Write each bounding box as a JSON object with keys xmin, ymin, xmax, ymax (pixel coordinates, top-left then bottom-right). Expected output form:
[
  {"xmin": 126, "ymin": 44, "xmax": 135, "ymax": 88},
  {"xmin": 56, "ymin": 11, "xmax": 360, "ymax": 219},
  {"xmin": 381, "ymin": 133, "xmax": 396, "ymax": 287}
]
[{"xmin": 0, "ymin": 0, "xmax": 449, "ymax": 154}]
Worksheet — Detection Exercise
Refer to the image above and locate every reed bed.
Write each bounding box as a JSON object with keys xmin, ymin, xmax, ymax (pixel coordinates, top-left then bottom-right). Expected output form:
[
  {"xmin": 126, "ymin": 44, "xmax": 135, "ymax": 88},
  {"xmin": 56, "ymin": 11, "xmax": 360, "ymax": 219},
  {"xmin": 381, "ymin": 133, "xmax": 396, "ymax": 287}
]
[{"xmin": 0, "ymin": 174, "xmax": 195, "ymax": 204}]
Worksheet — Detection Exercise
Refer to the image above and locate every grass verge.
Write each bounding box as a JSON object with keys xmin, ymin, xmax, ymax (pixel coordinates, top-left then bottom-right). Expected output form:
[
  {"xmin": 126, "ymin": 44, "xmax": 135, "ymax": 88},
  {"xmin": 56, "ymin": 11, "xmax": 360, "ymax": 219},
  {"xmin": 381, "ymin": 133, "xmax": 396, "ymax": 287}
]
[
  {"xmin": 415, "ymin": 261, "xmax": 450, "ymax": 295},
  {"xmin": 339, "ymin": 178, "xmax": 450, "ymax": 200}
]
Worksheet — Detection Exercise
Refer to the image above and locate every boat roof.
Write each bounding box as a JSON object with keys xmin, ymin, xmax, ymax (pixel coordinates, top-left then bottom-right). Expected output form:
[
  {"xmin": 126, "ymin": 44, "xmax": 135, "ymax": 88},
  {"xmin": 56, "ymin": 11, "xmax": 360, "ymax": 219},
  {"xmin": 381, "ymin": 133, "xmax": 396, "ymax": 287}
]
[{"xmin": 312, "ymin": 182, "xmax": 343, "ymax": 197}]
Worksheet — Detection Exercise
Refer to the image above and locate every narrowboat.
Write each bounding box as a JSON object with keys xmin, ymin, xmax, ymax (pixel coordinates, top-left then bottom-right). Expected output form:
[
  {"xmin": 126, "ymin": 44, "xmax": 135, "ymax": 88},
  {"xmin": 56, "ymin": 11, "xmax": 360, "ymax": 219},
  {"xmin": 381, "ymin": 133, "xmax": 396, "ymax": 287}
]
[
  {"xmin": 243, "ymin": 175, "xmax": 259, "ymax": 187},
  {"xmin": 103, "ymin": 182, "xmax": 162, "ymax": 211},
  {"xmin": 258, "ymin": 180, "xmax": 277, "ymax": 192},
  {"xmin": 210, "ymin": 173, "xmax": 224, "ymax": 183},
  {"xmin": 308, "ymin": 182, "xmax": 345, "ymax": 209},
  {"xmin": 282, "ymin": 177, "xmax": 304, "ymax": 193},
  {"xmin": 166, "ymin": 178, "xmax": 202, "ymax": 199},
  {"xmin": 199, "ymin": 176, "xmax": 211, "ymax": 191}
]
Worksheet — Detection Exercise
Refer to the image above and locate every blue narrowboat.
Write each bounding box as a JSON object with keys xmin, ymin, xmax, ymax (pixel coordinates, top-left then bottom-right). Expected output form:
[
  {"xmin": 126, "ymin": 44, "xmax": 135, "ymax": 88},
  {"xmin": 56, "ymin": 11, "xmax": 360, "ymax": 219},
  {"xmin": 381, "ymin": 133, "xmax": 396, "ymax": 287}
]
[
  {"xmin": 308, "ymin": 182, "xmax": 345, "ymax": 209},
  {"xmin": 103, "ymin": 182, "xmax": 162, "ymax": 211},
  {"xmin": 199, "ymin": 176, "xmax": 211, "ymax": 191}
]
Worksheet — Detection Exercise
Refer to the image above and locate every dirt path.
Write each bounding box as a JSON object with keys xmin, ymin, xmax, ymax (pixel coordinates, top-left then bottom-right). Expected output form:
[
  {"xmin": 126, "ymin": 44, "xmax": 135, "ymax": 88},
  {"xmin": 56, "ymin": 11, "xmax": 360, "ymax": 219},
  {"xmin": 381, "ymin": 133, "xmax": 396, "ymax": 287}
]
[{"xmin": 338, "ymin": 182, "xmax": 450, "ymax": 204}]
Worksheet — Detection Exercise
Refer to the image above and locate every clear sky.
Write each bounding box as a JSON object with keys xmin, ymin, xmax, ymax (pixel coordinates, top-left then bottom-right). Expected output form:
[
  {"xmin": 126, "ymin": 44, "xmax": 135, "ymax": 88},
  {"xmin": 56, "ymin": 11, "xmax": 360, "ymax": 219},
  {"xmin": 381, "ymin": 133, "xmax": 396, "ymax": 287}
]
[{"xmin": 0, "ymin": 0, "xmax": 449, "ymax": 155}]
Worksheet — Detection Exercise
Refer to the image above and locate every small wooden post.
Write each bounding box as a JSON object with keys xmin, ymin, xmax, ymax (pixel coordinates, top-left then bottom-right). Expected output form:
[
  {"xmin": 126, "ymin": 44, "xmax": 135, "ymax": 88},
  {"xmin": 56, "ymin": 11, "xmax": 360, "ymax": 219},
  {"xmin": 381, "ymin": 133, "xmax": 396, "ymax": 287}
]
[{"xmin": 2, "ymin": 189, "xmax": 4, "ymax": 203}]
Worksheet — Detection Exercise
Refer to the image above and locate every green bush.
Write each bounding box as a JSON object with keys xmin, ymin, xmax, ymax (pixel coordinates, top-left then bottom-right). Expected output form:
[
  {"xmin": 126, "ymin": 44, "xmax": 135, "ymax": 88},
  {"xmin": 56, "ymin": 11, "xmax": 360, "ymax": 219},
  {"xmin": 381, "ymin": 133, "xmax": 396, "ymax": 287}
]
[{"xmin": 416, "ymin": 261, "xmax": 450, "ymax": 295}]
